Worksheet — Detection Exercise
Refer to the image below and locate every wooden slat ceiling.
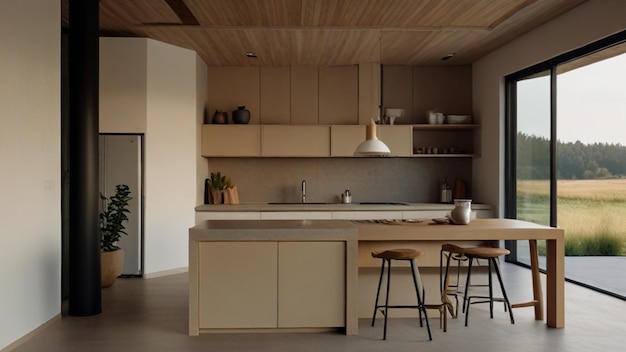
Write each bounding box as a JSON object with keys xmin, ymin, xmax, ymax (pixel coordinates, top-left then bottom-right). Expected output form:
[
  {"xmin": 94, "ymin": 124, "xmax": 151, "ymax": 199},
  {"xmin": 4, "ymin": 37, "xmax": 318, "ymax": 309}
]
[{"xmin": 62, "ymin": 0, "xmax": 589, "ymax": 66}]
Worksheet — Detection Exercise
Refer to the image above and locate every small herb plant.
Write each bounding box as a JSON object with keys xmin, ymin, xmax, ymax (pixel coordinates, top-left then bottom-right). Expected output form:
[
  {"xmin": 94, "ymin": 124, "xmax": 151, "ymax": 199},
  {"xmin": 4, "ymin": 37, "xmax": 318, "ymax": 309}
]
[
  {"xmin": 208, "ymin": 172, "xmax": 231, "ymax": 190},
  {"xmin": 99, "ymin": 184, "xmax": 132, "ymax": 252}
]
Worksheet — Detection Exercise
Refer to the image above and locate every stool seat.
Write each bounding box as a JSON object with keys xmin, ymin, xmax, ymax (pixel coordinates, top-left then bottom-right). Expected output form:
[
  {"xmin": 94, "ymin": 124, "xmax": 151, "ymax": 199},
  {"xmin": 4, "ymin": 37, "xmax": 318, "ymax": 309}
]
[
  {"xmin": 372, "ymin": 248, "xmax": 423, "ymax": 260},
  {"xmin": 464, "ymin": 247, "xmax": 510, "ymax": 258}
]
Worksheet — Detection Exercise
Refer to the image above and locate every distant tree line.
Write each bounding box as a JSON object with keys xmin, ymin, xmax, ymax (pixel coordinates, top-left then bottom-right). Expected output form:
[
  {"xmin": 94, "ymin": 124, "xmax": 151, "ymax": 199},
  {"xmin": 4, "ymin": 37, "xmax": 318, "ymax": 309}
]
[{"xmin": 517, "ymin": 133, "xmax": 626, "ymax": 179}]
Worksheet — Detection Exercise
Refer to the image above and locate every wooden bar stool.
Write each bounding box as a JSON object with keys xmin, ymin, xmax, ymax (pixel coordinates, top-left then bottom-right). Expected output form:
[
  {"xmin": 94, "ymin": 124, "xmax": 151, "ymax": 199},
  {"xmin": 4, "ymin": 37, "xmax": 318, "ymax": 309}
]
[
  {"xmin": 440, "ymin": 243, "xmax": 473, "ymax": 318},
  {"xmin": 462, "ymin": 247, "xmax": 515, "ymax": 326},
  {"xmin": 371, "ymin": 249, "xmax": 432, "ymax": 341}
]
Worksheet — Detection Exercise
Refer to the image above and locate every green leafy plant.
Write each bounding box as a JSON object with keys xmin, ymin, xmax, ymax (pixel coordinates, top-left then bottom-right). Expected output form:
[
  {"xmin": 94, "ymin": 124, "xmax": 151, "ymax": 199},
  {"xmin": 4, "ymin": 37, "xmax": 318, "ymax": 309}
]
[
  {"xmin": 208, "ymin": 172, "xmax": 231, "ymax": 190},
  {"xmin": 100, "ymin": 184, "xmax": 132, "ymax": 252}
]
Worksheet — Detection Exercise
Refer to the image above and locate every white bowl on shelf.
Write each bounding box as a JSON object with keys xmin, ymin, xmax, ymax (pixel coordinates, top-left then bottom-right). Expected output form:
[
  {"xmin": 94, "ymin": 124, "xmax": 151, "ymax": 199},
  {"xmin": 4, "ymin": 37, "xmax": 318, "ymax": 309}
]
[{"xmin": 446, "ymin": 114, "xmax": 472, "ymax": 124}]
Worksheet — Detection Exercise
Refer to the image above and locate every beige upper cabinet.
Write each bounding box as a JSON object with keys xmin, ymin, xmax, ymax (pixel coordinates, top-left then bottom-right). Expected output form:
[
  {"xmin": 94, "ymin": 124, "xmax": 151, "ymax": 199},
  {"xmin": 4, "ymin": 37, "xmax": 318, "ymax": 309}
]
[
  {"xmin": 382, "ymin": 65, "xmax": 472, "ymax": 124},
  {"xmin": 260, "ymin": 67, "xmax": 290, "ymax": 124},
  {"xmin": 319, "ymin": 66, "xmax": 358, "ymax": 125},
  {"xmin": 201, "ymin": 125, "xmax": 261, "ymax": 157},
  {"xmin": 207, "ymin": 67, "xmax": 260, "ymax": 124},
  {"xmin": 330, "ymin": 125, "xmax": 365, "ymax": 157},
  {"xmin": 381, "ymin": 66, "xmax": 414, "ymax": 124},
  {"xmin": 378, "ymin": 125, "xmax": 413, "ymax": 156},
  {"xmin": 291, "ymin": 66, "xmax": 319, "ymax": 124},
  {"xmin": 262, "ymin": 125, "xmax": 330, "ymax": 157},
  {"xmin": 412, "ymin": 66, "xmax": 472, "ymax": 123}
]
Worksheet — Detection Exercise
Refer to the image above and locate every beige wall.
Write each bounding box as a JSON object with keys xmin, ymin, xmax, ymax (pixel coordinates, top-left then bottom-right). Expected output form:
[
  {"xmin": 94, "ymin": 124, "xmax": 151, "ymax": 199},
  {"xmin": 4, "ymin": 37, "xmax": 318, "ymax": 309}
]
[
  {"xmin": 472, "ymin": 0, "xmax": 626, "ymax": 217},
  {"xmin": 0, "ymin": 0, "xmax": 61, "ymax": 350}
]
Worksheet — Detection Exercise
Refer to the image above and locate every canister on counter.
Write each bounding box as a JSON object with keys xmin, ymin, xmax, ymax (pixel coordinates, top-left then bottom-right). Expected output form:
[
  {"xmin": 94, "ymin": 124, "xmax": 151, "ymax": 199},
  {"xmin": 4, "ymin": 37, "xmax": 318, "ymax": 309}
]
[{"xmin": 440, "ymin": 178, "xmax": 452, "ymax": 203}]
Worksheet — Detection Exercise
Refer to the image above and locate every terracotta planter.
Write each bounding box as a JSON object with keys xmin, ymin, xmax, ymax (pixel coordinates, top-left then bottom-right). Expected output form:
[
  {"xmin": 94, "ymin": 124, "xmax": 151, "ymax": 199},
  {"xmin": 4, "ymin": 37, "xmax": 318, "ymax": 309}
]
[
  {"xmin": 101, "ymin": 249, "xmax": 124, "ymax": 288},
  {"xmin": 210, "ymin": 189, "xmax": 224, "ymax": 204}
]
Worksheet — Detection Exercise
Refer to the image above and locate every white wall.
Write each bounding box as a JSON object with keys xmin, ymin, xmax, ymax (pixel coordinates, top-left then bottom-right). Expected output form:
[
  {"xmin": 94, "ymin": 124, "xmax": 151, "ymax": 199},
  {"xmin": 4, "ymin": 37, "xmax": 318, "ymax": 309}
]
[
  {"xmin": 0, "ymin": 0, "xmax": 61, "ymax": 350},
  {"xmin": 472, "ymin": 0, "xmax": 626, "ymax": 217},
  {"xmin": 144, "ymin": 40, "xmax": 199, "ymax": 275}
]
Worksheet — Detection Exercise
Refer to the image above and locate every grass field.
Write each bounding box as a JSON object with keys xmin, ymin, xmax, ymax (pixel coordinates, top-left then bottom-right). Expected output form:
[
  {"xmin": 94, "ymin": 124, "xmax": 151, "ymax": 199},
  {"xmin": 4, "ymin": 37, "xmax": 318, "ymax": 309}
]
[{"xmin": 518, "ymin": 179, "xmax": 626, "ymax": 256}]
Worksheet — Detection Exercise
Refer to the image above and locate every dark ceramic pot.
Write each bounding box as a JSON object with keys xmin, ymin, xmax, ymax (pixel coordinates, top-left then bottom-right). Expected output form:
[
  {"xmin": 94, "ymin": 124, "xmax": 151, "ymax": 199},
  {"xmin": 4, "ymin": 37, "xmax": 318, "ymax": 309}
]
[
  {"xmin": 232, "ymin": 106, "xmax": 250, "ymax": 124},
  {"xmin": 212, "ymin": 110, "xmax": 228, "ymax": 124}
]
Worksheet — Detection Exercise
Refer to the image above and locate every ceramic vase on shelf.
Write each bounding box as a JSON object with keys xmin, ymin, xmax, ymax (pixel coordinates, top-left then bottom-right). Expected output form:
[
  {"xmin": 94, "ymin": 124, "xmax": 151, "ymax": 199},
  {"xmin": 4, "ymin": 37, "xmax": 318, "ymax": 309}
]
[
  {"xmin": 232, "ymin": 105, "xmax": 250, "ymax": 124},
  {"xmin": 449, "ymin": 199, "xmax": 472, "ymax": 225},
  {"xmin": 212, "ymin": 110, "xmax": 228, "ymax": 124}
]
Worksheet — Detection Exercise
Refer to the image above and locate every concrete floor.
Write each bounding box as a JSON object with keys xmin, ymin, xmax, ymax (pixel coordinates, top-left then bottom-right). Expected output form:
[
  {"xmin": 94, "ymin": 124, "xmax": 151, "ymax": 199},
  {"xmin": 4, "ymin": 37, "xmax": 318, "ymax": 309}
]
[{"xmin": 10, "ymin": 262, "xmax": 626, "ymax": 352}]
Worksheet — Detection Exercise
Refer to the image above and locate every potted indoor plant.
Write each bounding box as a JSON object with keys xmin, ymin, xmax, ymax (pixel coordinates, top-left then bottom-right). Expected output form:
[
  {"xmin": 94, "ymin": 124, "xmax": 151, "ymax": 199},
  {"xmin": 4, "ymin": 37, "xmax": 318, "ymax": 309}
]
[
  {"xmin": 99, "ymin": 184, "xmax": 132, "ymax": 287},
  {"xmin": 208, "ymin": 172, "xmax": 231, "ymax": 204}
]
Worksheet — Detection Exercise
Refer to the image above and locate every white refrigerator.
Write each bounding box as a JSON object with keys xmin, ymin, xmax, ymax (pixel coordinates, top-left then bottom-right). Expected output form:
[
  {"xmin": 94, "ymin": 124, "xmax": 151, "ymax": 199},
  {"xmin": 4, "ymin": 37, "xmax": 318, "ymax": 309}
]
[{"xmin": 99, "ymin": 134, "xmax": 143, "ymax": 276}]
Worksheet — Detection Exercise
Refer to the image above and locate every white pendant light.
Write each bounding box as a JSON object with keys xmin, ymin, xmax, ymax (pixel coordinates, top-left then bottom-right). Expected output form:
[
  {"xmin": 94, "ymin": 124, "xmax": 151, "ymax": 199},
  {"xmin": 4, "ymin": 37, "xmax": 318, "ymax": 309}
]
[{"xmin": 354, "ymin": 119, "xmax": 391, "ymax": 156}]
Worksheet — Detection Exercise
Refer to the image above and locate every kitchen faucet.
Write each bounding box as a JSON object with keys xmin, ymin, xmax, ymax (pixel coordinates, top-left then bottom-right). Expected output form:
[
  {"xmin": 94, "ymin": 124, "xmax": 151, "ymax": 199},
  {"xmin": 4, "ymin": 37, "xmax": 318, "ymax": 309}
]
[{"xmin": 301, "ymin": 180, "xmax": 306, "ymax": 204}]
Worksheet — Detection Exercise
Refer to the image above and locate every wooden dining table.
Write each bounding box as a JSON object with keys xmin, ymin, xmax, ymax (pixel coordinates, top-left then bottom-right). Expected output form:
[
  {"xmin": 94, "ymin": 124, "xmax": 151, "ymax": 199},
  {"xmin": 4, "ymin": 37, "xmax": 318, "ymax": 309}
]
[{"xmin": 357, "ymin": 218, "xmax": 565, "ymax": 328}]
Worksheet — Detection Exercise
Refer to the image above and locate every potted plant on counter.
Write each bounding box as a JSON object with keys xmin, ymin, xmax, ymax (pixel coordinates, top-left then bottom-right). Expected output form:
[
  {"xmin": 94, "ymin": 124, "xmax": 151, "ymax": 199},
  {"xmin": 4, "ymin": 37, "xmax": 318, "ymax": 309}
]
[
  {"xmin": 208, "ymin": 172, "xmax": 231, "ymax": 204},
  {"xmin": 100, "ymin": 184, "xmax": 132, "ymax": 287}
]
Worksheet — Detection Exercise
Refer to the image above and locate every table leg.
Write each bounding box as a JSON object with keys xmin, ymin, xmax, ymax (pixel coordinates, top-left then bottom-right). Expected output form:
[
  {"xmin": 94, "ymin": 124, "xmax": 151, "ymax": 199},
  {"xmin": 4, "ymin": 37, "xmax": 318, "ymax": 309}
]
[
  {"xmin": 511, "ymin": 240, "xmax": 543, "ymax": 320},
  {"xmin": 529, "ymin": 239, "xmax": 544, "ymax": 320},
  {"xmin": 546, "ymin": 238, "xmax": 565, "ymax": 328}
]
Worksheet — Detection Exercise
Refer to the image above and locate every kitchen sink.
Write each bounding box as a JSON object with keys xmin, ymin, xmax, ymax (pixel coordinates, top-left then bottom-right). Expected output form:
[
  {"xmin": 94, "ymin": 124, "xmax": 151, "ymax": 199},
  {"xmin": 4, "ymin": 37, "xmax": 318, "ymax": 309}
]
[
  {"xmin": 359, "ymin": 202, "xmax": 410, "ymax": 205},
  {"xmin": 267, "ymin": 202, "xmax": 335, "ymax": 205}
]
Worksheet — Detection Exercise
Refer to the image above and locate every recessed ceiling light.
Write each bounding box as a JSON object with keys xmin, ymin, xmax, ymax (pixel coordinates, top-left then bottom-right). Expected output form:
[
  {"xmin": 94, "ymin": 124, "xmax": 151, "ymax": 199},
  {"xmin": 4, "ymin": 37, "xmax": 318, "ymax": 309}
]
[
  {"xmin": 245, "ymin": 52, "xmax": 257, "ymax": 58},
  {"xmin": 441, "ymin": 53, "xmax": 456, "ymax": 61}
]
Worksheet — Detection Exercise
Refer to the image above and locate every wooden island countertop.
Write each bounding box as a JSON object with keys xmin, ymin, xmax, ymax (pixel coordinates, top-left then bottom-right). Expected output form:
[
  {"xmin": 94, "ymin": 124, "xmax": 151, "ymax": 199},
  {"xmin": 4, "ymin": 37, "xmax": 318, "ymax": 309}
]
[{"xmin": 356, "ymin": 218, "xmax": 565, "ymax": 328}]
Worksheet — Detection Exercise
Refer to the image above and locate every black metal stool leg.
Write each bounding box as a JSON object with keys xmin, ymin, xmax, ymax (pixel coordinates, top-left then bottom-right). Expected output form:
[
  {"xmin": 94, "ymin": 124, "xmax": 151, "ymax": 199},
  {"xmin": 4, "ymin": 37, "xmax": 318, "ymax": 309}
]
[
  {"xmin": 410, "ymin": 260, "xmax": 432, "ymax": 341},
  {"xmin": 464, "ymin": 257, "xmax": 474, "ymax": 326},
  {"xmin": 488, "ymin": 258, "xmax": 494, "ymax": 318},
  {"xmin": 491, "ymin": 258, "xmax": 515, "ymax": 324},
  {"xmin": 383, "ymin": 259, "xmax": 392, "ymax": 340},
  {"xmin": 371, "ymin": 259, "xmax": 386, "ymax": 326}
]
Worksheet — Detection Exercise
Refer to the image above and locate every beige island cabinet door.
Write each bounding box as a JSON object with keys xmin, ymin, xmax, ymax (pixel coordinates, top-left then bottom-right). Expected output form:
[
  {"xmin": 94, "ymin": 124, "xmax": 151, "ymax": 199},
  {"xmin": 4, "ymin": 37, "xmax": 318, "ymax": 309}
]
[
  {"xmin": 278, "ymin": 241, "xmax": 346, "ymax": 328},
  {"xmin": 198, "ymin": 242, "xmax": 278, "ymax": 328}
]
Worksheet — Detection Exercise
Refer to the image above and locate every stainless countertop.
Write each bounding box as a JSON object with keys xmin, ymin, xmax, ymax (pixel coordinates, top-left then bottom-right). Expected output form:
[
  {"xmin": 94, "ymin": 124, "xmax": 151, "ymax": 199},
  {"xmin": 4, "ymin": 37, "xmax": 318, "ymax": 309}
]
[{"xmin": 195, "ymin": 202, "xmax": 492, "ymax": 212}]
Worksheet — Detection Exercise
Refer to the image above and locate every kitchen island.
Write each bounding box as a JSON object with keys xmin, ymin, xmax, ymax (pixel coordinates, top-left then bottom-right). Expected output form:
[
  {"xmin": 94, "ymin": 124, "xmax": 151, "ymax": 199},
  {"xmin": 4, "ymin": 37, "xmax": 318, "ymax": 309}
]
[
  {"xmin": 189, "ymin": 218, "xmax": 564, "ymax": 336},
  {"xmin": 188, "ymin": 220, "xmax": 358, "ymax": 336}
]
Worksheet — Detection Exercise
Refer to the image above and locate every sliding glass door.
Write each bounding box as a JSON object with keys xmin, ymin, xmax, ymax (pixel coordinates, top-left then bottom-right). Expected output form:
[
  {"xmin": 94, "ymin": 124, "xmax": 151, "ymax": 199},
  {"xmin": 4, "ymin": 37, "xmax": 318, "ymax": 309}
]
[
  {"xmin": 507, "ymin": 70, "xmax": 553, "ymax": 266},
  {"xmin": 506, "ymin": 31, "xmax": 626, "ymax": 298}
]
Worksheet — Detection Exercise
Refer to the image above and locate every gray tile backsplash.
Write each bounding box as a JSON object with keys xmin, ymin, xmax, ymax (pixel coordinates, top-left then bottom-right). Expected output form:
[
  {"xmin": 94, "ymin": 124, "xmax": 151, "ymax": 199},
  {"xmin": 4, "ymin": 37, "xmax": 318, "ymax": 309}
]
[{"xmin": 206, "ymin": 158, "xmax": 471, "ymax": 204}]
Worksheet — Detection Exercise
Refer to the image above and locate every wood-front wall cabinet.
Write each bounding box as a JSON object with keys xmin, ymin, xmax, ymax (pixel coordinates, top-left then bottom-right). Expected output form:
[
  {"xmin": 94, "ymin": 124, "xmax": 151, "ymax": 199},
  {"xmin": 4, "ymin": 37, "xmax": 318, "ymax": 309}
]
[
  {"xmin": 197, "ymin": 241, "xmax": 346, "ymax": 329},
  {"xmin": 261, "ymin": 125, "xmax": 330, "ymax": 157},
  {"xmin": 202, "ymin": 124, "xmax": 477, "ymax": 158},
  {"xmin": 201, "ymin": 125, "xmax": 261, "ymax": 157}
]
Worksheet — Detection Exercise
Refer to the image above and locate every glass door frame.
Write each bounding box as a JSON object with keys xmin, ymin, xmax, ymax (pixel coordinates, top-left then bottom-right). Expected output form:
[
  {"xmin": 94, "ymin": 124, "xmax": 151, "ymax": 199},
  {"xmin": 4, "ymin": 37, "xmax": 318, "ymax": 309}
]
[{"xmin": 504, "ymin": 29, "xmax": 626, "ymax": 263}]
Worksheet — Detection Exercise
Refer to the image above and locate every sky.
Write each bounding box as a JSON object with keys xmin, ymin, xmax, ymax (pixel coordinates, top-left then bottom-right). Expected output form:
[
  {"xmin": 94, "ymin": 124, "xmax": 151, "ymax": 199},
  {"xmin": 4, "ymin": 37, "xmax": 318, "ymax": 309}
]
[{"xmin": 517, "ymin": 52, "xmax": 626, "ymax": 145}]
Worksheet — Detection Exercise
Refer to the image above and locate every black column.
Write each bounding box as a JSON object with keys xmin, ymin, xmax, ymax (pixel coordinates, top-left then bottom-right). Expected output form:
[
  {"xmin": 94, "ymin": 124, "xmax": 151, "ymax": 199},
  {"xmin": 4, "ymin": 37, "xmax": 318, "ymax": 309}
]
[{"xmin": 68, "ymin": 0, "xmax": 101, "ymax": 316}]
